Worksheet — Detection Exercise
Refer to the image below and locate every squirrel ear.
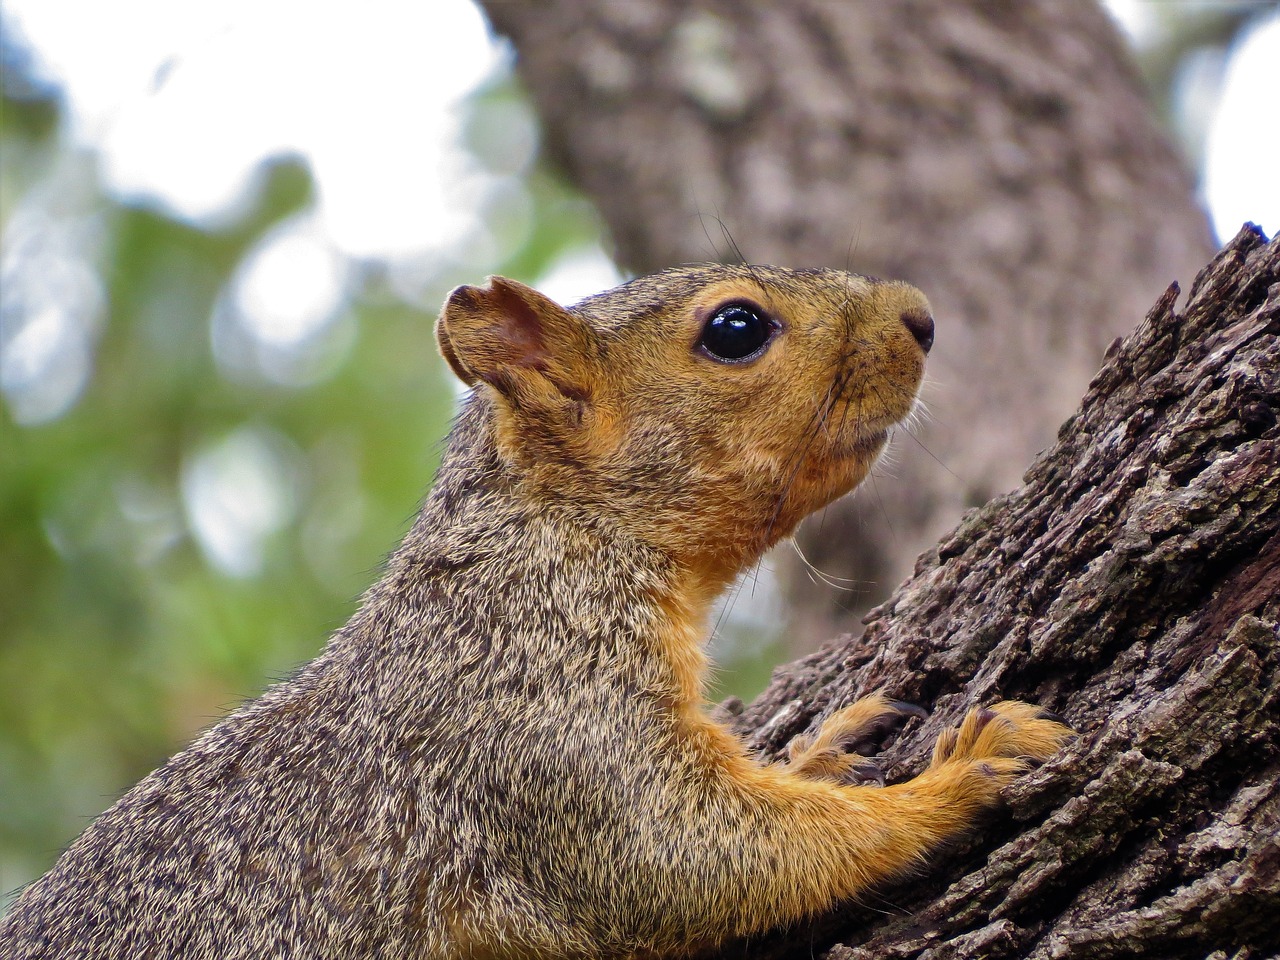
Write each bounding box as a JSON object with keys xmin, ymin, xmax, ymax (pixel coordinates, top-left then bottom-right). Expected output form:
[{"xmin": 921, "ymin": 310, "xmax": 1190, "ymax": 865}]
[
  {"xmin": 436, "ymin": 301, "xmax": 479, "ymax": 386},
  {"xmin": 436, "ymin": 277, "xmax": 597, "ymax": 400}
]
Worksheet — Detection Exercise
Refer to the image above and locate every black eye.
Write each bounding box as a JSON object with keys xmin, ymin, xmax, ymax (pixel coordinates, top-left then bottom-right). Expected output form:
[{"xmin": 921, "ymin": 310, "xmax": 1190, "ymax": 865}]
[{"xmin": 698, "ymin": 304, "xmax": 774, "ymax": 362}]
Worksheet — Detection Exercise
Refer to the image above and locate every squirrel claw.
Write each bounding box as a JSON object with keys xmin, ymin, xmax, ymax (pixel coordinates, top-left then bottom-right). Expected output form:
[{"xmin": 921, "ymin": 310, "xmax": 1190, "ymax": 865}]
[
  {"xmin": 1035, "ymin": 708, "xmax": 1071, "ymax": 728},
  {"xmin": 842, "ymin": 759, "xmax": 887, "ymax": 788},
  {"xmin": 929, "ymin": 700, "xmax": 1075, "ymax": 772},
  {"xmin": 887, "ymin": 700, "xmax": 929, "ymax": 722}
]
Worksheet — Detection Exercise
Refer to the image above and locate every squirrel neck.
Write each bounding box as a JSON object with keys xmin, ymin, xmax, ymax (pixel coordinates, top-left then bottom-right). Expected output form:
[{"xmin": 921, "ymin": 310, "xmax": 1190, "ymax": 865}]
[{"xmin": 375, "ymin": 394, "xmax": 715, "ymax": 707}]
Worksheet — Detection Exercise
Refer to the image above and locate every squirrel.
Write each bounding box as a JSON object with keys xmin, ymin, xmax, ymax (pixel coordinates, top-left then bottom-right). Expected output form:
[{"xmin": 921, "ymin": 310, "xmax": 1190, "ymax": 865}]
[{"xmin": 1, "ymin": 264, "xmax": 1070, "ymax": 958}]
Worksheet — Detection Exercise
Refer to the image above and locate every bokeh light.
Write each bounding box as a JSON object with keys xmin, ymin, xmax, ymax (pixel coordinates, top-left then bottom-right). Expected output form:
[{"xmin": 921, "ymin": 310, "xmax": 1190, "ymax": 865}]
[{"xmin": 1205, "ymin": 13, "xmax": 1280, "ymax": 240}]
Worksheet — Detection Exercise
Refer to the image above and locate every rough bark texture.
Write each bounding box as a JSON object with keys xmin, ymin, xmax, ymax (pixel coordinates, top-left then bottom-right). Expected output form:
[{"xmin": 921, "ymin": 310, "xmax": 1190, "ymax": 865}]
[
  {"xmin": 707, "ymin": 226, "xmax": 1278, "ymax": 958},
  {"xmin": 478, "ymin": 0, "xmax": 1218, "ymax": 642}
]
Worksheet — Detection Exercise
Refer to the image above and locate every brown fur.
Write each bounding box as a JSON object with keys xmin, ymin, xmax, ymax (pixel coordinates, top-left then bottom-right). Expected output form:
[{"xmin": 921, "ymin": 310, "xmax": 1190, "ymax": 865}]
[{"xmin": 0, "ymin": 265, "xmax": 1070, "ymax": 958}]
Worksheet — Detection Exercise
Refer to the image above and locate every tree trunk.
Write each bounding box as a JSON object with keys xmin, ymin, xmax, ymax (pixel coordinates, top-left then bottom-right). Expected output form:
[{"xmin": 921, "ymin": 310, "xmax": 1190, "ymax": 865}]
[
  {"xmin": 478, "ymin": 0, "xmax": 1218, "ymax": 643},
  {"xmin": 709, "ymin": 226, "xmax": 1278, "ymax": 958}
]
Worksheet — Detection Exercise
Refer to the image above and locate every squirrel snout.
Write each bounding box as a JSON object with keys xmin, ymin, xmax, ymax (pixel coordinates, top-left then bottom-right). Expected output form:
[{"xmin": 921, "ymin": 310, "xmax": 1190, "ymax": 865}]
[{"xmin": 900, "ymin": 308, "xmax": 935, "ymax": 354}]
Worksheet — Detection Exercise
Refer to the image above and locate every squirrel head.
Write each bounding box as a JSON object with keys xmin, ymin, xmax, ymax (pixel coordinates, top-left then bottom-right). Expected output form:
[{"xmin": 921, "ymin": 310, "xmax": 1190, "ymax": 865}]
[{"xmin": 436, "ymin": 266, "xmax": 931, "ymax": 597}]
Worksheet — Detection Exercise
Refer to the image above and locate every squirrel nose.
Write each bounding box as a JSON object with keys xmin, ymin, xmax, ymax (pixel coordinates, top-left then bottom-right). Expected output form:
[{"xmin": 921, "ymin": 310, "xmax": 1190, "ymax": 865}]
[{"xmin": 900, "ymin": 308, "xmax": 934, "ymax": 354}]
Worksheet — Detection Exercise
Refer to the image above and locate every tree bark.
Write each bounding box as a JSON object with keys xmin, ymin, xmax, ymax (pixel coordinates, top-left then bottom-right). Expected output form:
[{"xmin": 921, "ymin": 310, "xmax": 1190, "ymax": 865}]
[
  {"xmin": 478, "ymin": 0, "xmax": 1219, "ymax": 642},
  {"xmin": 709, "ymin": 226, "xmax": 1278, "ymax": 958}
]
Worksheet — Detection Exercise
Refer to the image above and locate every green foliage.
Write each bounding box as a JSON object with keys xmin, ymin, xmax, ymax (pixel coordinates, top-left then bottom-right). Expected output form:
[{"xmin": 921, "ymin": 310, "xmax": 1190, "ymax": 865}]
[{"xmin": 0, "ymin": 53, "xmax": 613, "ymax": 894}]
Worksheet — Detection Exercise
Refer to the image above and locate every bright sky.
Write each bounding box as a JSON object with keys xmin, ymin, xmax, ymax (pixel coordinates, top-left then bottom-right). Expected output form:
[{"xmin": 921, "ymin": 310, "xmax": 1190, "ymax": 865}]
[
  {"xmin": 1106, "ymin": 1, "xmax": 1280, "ymax": 241},
  {"xmin": 1203, "ymin": 14, "xmax": 1280, "ymax": 240}
]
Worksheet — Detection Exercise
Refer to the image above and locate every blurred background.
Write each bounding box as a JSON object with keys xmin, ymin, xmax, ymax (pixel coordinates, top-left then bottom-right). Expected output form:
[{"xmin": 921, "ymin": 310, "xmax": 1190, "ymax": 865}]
[{"xmin": 1, "ymin": 0, "xmax": 1278, "ymax": 900}]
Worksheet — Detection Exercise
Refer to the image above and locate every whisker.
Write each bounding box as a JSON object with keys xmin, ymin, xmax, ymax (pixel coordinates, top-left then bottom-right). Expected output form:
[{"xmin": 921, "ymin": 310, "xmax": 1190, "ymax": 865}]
[
  {"xmin": 789, "ymin": 537, "xmax": 867, "ymax": 591},
  {"xmin": 865, "ymin": 468, "xmax": 897, "ymax": 546},
  {"xmin": 899, "ymin": 423, "xmax": 959, "ymax": 481},
  {"xmin": 717, "ymin": 218, "xmax": 750, "ymax": 270},
  {"xmin": 696, "ymin": 211, "xmax": 720, "ymax": 262},
  {"xmin": 712, "ymin": 562, "xmax": 749, "ymax": 640},
  {"xmin": 844, "ymin": 227, "xmax": 862, "ymax": 275}
]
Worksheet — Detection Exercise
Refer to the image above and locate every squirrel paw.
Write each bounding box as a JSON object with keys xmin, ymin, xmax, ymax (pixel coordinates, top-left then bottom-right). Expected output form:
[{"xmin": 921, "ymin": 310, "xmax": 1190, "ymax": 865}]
[
  {"xmin": 786, "ymin": 693, "xmax": 927, "ymax": 784},
  {"xmin": 925, "ymin": 700, "xmax": 1074, "ymax": 796}
]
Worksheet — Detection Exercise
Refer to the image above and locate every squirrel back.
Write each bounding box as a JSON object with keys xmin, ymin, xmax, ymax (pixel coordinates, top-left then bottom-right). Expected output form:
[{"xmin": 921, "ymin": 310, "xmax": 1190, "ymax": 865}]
[{"xmin": 1, "ymin": 265, "xmax": 1068, "ymax": 959}]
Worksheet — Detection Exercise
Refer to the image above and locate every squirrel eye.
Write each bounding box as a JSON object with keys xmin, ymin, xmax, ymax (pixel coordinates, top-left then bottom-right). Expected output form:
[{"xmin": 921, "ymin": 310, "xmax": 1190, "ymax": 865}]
[{"xmin": 698, "ymin": 304, "xmax": 775, "ymax": 363}]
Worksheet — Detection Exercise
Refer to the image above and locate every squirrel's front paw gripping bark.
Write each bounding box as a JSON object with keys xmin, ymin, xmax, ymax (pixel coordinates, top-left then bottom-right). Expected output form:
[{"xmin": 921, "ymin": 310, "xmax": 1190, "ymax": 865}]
[
  {"xmin": 912, "ymin": 700, "xmax": 1075, "ymax": 815},
  {"xmin": 786, "ymin": 692, "xmax": 928, "ymax": 784},
  {"xmin": 933, "ymin": 700, "xmax": 1073, "ymax": 770},
  {"xmin": 788, "ymin": 693, "xmax": 1072, "ymax": 796}
]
